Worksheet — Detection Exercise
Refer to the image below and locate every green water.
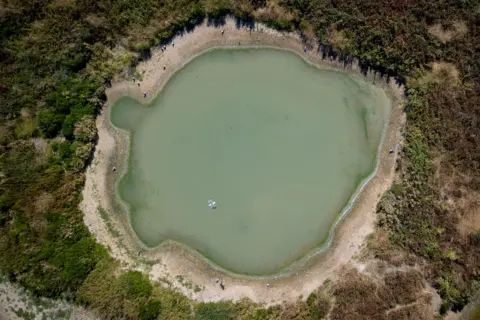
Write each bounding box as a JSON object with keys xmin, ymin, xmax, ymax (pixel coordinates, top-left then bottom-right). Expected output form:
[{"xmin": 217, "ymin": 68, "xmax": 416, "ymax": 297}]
[{"xmin": 112, "ymin": 48, "xmax": 391, "ymax": 275}]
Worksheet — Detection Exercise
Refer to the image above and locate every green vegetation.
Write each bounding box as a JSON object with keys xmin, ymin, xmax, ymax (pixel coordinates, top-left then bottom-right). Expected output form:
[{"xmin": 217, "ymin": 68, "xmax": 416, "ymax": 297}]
[
  {"xmin": 195, "ymin": 302, "xmax": 236, "ymax": 319},
  {"xmin": 77, "ymin": 260, "xmax": 190, "ymax": 319},
  {"xmin": 377, "ymin": 80, "xmax": 480, "ymax": 313},
  {"xmin": 1, "ymin": 0, "xmax": 479, "ymax": 318}
]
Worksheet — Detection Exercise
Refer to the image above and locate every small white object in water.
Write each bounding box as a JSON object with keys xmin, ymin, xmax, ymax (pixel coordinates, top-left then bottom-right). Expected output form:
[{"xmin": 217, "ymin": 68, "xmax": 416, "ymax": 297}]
[{"xmin": 208, "ymin": 199, "xmax": 216, "ymax": 209}]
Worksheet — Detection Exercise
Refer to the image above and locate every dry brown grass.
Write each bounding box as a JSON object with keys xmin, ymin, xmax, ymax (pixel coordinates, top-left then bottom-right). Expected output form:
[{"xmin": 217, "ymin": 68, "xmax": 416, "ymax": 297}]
[
  {"xmin": 386, "ymin": 304, "xmax": 434, "ymax": 320},
  {"xmin": 253, "ymin": 0, "xmax": 296, "ymax": 25},
  {"xmin": 85, "ymin": 14, "xmax": 107, "ymax": 28},
  {"xmin": 432, "ymin": 62, "xmax": 460, "ymax": 86},
  {"xmin": 34, "ymin": 192, "xmax": 54, "ymax": 213},
  {"xmin": 279, "ymin": 301, "xmax": 311, "ymax": 319},
  {"xmin": 457, "ymin": 205, "xmax": 480, "ymax": 237},
  {"xmin": 366, "ymin": 230, "xmax": 418, "ymax": 267},
  {"xmin": 326, "ymin": 29, "xmax": 350, "ymax": 50},
  {"xmin": 20, "ymin": 107, "xmax": 31, "ymax": 118},
  {"xmin": 428, "ymin": 21, "xmax": 468, "ymax": 43},
  {"xmin": 30, "ymin": 137, "xmax": 47, "ymax": 152},
  {"xmin": 330, "ymin": 268, "xmax": 432, "ymax": 320},
  {"xmin": 409, "ymin": 62, "xmax": 460, "ymax": 89},
  {"xmin": 382, "ymin": 270, "xmax": 425, "ymax": 305},
  {"xmin": 330, "ymin": 269, "xmax": 388, "ymax": 320},
  {"xmin": 432, "ymin": 151, "xmax": 480, "ymax": 241},
  {"xmin": 299, "ymin": 20, "xmax": 315, "ymax": 39}
]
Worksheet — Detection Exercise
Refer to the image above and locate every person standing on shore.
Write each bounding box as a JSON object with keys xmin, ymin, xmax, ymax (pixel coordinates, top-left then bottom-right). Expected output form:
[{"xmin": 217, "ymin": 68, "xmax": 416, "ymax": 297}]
[{"xmin": 221, "ymin": 29, "xmax": 224, "ymax": 36}]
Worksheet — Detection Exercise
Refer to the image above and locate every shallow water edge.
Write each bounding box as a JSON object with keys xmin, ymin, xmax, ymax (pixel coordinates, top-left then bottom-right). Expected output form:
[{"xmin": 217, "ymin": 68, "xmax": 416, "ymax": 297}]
[
  {"xmin": 79, "ymin": 22, "xmax": 406, "ymax": 302},
  {"xmin": 106, "ymin": 48, "xmax": 394, "ymax": 279}
]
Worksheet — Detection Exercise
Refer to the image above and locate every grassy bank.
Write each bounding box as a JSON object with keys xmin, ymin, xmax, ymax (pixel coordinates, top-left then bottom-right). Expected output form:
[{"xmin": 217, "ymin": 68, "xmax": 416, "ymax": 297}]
[{"xmin": 1, "ymin": 0, "xmax": 479, "ymax": 319}]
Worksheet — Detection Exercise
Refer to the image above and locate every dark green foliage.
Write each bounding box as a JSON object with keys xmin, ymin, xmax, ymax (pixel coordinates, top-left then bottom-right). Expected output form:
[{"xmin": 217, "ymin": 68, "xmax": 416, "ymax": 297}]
[
  {"xmin": 195, "ymin": 301, "xmax": 235, "ymax": 319},
  {"xmin": 77, "ymin": 260, "xmax": 194, "ymax": 319},
  {"xmin": 38, "ymin": 110, "xmax": 65, "ymax": 138},
  {"xmin": 140, "ymin": 300, "xmax": 162, "ymax": 320},
  {"xmin": 0, "ymin": 138, "xmax": 106, "ymax": 298},
  {"xmin": 118, "ymin": 271, "xmax": 153, "ymax": 300},
  {"xmin": 469, "ymin": 232, "xmax": 480, "ymax": 246},
  {"xmin": 44, "ymin": 77, "xmax": 101, "ymax": 139},
  {"xmin": 0, "ymin": 142, "xmax": 37, "ymax": 210}
]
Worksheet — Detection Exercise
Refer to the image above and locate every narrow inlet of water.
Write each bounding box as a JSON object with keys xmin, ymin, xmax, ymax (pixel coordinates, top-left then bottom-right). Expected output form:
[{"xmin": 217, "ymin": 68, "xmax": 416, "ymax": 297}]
[{"xmin": 111, "ymin": 48, "xmax": 391, "ymax": 275}]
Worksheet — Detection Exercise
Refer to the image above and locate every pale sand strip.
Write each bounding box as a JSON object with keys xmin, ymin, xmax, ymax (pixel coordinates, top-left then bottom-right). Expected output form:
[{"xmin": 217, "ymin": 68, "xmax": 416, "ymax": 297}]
[{"xmin": 81, "ymin": 18, "xmax": 405, "ymax": 304}]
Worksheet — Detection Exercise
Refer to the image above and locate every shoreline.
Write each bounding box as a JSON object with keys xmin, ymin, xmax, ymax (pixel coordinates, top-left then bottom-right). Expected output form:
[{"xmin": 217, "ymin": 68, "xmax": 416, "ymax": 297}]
[
  {"xmin": 81, "ymin": 18, "xmax": 405, "ymax": 304},
  {"xmin": 107, "ymin": 46, "xmax": 391, "ymax": 278}
]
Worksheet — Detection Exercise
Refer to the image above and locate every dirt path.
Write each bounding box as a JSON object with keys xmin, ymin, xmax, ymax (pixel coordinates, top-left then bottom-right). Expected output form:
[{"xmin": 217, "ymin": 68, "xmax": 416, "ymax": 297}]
[{"xmin": 80, "ymin": 18, "xmax": 405, "ymax": 304}]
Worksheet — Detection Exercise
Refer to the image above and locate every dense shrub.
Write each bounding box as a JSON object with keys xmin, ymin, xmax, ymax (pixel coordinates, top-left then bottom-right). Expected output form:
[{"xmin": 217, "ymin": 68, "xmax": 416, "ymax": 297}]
[
  {"xmin": 139, "ymin": 300, "xmax": 162, "ymax": 320},
  {"xmin": 38, "ymin": 110, "xmax": 65, "ymax": 138},
  {"xmin": 195, "ymin": 301, "xmax": 235, "ymax": 319},
  {"xmin": 118, "ymin": 271, "xmax": 153, "ymax": 300},
  {"xmin": 74, "ymin": 115, "xmax": 97, "ymax": 142}
]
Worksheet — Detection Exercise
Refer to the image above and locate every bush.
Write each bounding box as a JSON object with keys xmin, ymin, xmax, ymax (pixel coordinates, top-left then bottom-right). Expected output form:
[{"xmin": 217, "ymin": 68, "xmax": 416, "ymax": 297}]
[
  {"xmin": 118, "ymin": 271, "xmax": 153, "ymax": 300},
  {"xmin": 307, "ymin": 291, "xmax": 331, "ymax": 319},
  {"xmin": 74, "ymin": 115, "xmax": 97, "ymax": 142},
  {"xmin": 62, "ymin": 104, "xmax": 97, "ymax": 140},
  {"xmin": 14, "ymin": 117, "xmax": 37, "ymax": 139},
  {"xmin": 76, "ymin": 260, "xmax": 127, "ymax": 318},
  {"xmin": 38, "ymin": 110, "xmax": 65, "ymax": 138},
  {"xmin": 67, "ymin": 142, "xmax": 94, "ymax": 171},
  {"xmin": 139, "ymin": 300, "xmax": 162, "ymax": 320},
  {"xmin": 390, "ymin": 183, "xmax": 403, "ymax": 196},
  {"xmin": 74, "ymin": 142, "xmax": 94, "ymax": 162},
  {"xmin": 195, "ymin": 301, "xmax": 235, "ymax": 320}
]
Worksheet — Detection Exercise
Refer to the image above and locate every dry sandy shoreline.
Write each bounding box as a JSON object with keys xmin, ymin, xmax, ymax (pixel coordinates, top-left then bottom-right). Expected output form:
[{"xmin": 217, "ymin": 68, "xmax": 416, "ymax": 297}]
[{"xmin": 80, "ymin": 18, "xmax": 405, "ymax": 304}]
